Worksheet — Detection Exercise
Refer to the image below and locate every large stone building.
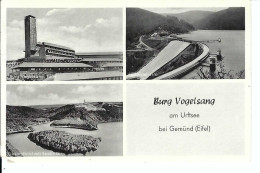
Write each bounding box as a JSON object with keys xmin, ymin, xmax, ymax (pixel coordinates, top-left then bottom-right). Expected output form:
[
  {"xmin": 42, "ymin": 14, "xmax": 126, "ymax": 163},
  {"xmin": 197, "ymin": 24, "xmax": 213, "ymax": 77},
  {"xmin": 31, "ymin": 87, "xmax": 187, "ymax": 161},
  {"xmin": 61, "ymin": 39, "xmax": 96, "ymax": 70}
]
[
  {"xmin": 7, "ymin": 15, "xmax": 123, "ymax": 81},
  {"xmin": 24, "ymin": 15, "xmax": 77, "ymax": 61}
]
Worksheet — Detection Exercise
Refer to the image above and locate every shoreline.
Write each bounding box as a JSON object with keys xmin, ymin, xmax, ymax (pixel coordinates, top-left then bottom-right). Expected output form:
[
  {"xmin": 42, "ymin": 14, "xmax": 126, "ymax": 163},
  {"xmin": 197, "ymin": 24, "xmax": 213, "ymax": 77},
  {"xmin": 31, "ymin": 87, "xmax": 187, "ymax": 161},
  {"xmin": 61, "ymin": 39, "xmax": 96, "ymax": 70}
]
[
  {"xmin": 7, "ymin": 121, "xmax": 123, "ymax": 135},
  {"xmin": 50, "ymin": 120, "xmax": 123, "ymax": 130},
  {"xmin": 7, "ymin": 121, "xmax": 50, "ymax": 135},
  {"xmin": 6, "ymin": 140, "xmax": 23, "ymax": 157},
  {"xmin": 50, "ymin": 125, "xmax": 97, "ymax": 131},
  {"xmin": 6, "ymin": 129, "xmax": 32, "ymax": 135}
]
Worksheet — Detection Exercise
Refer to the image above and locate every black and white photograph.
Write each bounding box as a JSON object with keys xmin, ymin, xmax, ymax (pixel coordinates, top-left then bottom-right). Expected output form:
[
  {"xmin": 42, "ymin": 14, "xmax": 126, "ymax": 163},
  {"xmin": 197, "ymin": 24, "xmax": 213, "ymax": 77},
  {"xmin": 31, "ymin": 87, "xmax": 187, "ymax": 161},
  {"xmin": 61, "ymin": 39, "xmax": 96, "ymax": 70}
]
[
  {"xmin": 0, "ymin": 0, "xmax": 256, "ymax": 171},
  {"xmin": 6, "ymin": 8, "xmax": 123, "ymax": 81},
  {"xmin": 126, "ymin": 7, "xmax": 245, "ymax": 80},
  {"xmin": 6, "ymin": 84, "xmax": 123, "ymax": 156}
]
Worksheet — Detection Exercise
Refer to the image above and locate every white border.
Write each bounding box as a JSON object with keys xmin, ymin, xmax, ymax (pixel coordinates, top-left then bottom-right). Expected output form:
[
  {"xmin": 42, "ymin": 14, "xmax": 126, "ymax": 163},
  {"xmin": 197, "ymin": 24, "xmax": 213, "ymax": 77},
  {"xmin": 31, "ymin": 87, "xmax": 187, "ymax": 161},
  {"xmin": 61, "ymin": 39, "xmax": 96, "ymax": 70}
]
[{"xmin": 1, "ymin": 0, "xmax": 252, "ymax": 164}]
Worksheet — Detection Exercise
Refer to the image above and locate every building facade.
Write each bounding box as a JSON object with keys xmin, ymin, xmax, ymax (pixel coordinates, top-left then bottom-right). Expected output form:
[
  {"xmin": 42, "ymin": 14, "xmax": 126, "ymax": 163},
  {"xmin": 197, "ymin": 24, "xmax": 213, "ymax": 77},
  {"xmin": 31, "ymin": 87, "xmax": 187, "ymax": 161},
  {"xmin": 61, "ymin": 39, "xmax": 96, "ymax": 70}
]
[
  {"xmin": 12, "ymin": 63, "xmax": 93, "ymax": 81},
  {"xmin": 24, "ymin": 15, "xmax": 76, "ymax": 61},
  {"xmin": 37, "ymin": 42, "xmax": 76, "ymax": 59},
  {"xmin": 101, "ymin": 63, "xmax": 123, "ymax": 72},
  {"xmin": 76, "ymin": 52, "xmax": 122, "ymax": 59}
]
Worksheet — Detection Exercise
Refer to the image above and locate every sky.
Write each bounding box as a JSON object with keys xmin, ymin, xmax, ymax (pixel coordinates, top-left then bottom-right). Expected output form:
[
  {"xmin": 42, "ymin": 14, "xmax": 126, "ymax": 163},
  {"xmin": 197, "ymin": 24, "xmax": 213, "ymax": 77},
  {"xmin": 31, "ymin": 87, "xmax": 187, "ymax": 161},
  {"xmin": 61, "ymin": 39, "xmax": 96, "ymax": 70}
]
[
  {"xmin": 7, "ymin": 8, "xmax": 123, "ymax": 60},
  {"xmin": 144, "ymin": 7, "xmax": 228, "ymax": 14},
  {"xmin": 6, "ymin": 84, "xmax": 122, "ymax": 106}
]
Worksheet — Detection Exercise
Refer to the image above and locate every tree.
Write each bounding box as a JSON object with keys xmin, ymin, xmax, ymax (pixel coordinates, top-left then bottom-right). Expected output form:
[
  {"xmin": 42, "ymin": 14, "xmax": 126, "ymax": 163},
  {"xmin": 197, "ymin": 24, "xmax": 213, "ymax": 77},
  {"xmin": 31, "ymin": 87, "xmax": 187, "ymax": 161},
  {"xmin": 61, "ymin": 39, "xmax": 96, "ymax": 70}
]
[{"xmin": 195, "ymin": 61, "xmax": 245, "ymax": 79}]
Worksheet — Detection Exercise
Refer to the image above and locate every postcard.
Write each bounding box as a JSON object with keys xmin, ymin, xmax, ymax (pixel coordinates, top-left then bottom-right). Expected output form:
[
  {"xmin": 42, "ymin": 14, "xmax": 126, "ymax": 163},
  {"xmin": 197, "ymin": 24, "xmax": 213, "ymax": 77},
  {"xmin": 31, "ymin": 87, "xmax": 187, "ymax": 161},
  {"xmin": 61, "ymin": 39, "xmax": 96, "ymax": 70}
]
[{"xmin": 0, "ymin": 0, "xmax": 251, "ymax": 162}]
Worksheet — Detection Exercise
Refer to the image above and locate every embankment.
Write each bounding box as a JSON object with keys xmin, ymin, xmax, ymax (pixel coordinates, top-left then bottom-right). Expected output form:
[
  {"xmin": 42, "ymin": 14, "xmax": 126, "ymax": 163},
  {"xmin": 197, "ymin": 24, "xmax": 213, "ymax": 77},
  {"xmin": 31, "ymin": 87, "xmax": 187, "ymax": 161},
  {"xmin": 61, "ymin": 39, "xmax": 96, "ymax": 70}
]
[{"xmin": 6, "ymin": 140, "xmax": 23, "ymax": 157}]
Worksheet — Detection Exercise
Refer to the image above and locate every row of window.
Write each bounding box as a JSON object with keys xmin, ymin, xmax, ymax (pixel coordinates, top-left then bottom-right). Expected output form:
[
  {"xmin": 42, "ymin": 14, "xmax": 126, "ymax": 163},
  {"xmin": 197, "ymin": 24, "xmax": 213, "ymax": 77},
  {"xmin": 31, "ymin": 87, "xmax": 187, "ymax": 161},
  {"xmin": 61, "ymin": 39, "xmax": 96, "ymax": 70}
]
[
  {"xmin": 99, "ymin": 76, "xmax": 122, "ymax": 80},
  {"xmin": 46, "ymin": 49, "xmax": 75, "ymax": 56},
  {"xmin": 88, "ymin": 61, "xmax": 123, "ymax": 64},
  {"xmin": 44, "ymin": 45, "xmax": 75, "ymax": 53},
  {"xmin": 46, "ymin": 53, "xmax": 75, "ymax": 58},
  {"xmin": 76, "ymin": 56, "xmax": 122, "ymax": 59},
  {"xmin": 105, "ymin": 66, "xmax": 123, "ymax": 69},
  {"xmin": 28, "ymin": 67, "xmax": 91, "ymax": 71}
]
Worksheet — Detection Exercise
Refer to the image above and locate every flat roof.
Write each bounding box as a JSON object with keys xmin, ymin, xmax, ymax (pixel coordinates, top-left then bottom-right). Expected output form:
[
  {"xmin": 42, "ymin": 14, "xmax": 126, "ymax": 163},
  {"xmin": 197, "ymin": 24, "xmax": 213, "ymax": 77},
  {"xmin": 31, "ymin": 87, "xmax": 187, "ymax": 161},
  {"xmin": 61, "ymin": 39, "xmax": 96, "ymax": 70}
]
[
  {"xmin": 13, "ymin": 62, "xmax": 92, "ymax": 68},
  {"xmin": 101, "ymin": 63, "xmax": 123, "ymax": 67},
  {"xmin": 37, "ymin": 42, "xmax": 74, "ymax": 51},
  {"xmin": 80, "ymin": 58, "xmax": 123, "ymax": 62},
  {"xmin": 52, "ymin": 71, "xmax": 123, "ymax": 81},
  {"xmin": 76, "ymin": 52, "xmax": 122, "ymax": 56}
]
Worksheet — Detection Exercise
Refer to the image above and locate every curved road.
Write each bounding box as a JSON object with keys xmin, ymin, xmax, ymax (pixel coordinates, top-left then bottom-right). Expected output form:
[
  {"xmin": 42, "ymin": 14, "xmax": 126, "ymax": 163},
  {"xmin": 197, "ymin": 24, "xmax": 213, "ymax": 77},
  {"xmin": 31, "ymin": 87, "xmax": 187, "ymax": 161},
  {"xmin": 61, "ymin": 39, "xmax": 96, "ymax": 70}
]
[{"xmin": 136, "ymin": 36, "xmax": 154, "ymax": 51}]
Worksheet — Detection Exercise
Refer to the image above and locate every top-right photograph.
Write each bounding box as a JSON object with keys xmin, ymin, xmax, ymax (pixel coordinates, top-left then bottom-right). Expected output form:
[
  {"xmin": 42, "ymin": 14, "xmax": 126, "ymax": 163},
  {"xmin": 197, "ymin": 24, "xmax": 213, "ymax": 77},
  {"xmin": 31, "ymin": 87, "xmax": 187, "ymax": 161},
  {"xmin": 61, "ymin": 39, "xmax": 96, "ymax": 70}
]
[{"xmin": 126, "ymin": 7, "xmax": 245, "ymax": 80}]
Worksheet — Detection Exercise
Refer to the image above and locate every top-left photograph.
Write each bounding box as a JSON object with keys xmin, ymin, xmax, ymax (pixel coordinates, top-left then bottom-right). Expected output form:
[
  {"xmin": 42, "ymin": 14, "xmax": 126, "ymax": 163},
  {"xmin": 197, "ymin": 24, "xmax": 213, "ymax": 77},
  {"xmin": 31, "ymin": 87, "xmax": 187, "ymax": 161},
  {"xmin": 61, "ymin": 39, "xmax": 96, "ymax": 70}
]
[{"xmin": 6, "ymin": 8, "xmax": 123, "ymax": 81}]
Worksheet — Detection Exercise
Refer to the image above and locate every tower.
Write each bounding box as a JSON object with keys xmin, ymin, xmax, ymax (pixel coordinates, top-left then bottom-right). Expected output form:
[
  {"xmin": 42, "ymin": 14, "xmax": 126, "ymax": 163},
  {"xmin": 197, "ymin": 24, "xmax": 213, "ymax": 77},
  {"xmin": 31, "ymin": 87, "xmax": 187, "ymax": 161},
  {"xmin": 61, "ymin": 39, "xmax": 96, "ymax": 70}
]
[{"xmin": 25, "ymin": 15, "xmax": 37, "ymax": 58}]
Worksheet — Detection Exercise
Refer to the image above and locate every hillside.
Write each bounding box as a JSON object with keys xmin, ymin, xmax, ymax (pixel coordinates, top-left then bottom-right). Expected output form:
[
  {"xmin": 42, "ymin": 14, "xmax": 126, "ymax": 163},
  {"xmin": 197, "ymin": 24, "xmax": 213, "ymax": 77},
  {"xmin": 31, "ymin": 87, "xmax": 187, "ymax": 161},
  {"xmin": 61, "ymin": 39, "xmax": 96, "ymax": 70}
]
[
  {"xmin": 45, "ymin": 104, "xmax": 76, "ymax": 118},
  {"xmin": 164, "ymin": 10, "xmax": 214, "ymax": 25},
  {"xmin": 7, "ymin": 103, "xmax": 123, "ymax": 122},
  {"xmin": 126, "ymin": 8, "xmax": 194, "ymax": 48},
  {"xmin": 7, "ymin": 103, "xmax": 123, "ymax": 133},
  {"xmin": 49, "ymin": 103, "xmax": 123, "ymax": 122},
  {"xmin": 194, "ymin": 7, "xmax": 245, "ymax": 30},
  {"xmin": 6, "ymin": 105, "xmax": 48, "ymax": 134},
  {"xmin": 6, "ymin": 105, "xmax": 45, "ymax": 118}
]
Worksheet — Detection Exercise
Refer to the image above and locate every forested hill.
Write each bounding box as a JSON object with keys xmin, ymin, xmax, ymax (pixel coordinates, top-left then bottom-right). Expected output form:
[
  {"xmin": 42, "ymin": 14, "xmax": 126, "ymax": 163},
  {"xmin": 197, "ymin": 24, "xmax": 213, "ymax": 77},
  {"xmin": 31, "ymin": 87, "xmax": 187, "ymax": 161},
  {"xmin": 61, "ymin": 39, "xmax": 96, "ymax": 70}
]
[
  {"xmin": 126, "ymin": 8, "xmax": 194, "ymax": 47},
  {"xmin": 164, "ymin": 10, "xmax": 214, "ymax": 25},
  {"xmin": 48, "ymin": 104, "xmax": 123, "ymax": 122},
  {"xmin": 194, "ymin": 7, "xmax": 245, "ymax": 30},
  {"xmin": 6, "ymin": 105, "xmax": 45, "ymax": 118},
  {"xmin": 7, "ymin": 103, "xmax": 123, "ymax": 122}
]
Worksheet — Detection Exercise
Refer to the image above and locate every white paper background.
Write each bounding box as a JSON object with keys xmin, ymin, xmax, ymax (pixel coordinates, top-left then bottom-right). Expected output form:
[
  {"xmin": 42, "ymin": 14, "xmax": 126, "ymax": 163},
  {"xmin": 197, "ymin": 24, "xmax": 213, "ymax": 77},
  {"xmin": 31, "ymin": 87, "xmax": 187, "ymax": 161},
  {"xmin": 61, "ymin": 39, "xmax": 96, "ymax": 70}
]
[{"xmin": 126, "ymin": 83, "xmax": 245, "ymax": 156}]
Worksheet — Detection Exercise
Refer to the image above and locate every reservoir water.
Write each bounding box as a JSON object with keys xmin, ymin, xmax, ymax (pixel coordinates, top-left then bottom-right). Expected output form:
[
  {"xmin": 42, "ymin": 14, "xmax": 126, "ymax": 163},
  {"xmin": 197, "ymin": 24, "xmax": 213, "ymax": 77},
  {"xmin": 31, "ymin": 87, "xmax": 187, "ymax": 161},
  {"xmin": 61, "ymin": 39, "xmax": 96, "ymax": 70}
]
[
  {"xmin": 178, "ymin": 30, "xmax": 245, "ymax": 79},
  {"xmin": 7, "ymin": 122, "xmax": 123, "ymax": 156}
]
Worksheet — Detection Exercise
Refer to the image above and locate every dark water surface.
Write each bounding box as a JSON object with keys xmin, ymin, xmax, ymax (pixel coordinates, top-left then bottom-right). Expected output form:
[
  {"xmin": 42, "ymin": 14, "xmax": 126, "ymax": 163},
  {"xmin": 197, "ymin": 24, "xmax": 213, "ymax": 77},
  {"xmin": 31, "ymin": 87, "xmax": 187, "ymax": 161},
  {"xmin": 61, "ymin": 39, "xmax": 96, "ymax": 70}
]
[{"xmin": 178, "ymin": 30, "xmax": 245, "ymax": 79}]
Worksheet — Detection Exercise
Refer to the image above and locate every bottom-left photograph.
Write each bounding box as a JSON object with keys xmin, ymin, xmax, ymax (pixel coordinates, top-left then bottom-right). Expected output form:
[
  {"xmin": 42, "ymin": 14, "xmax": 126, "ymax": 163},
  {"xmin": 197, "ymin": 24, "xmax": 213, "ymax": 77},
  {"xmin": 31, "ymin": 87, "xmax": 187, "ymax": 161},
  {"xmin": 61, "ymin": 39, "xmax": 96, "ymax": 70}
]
[{"xmin": 6, "ymin": 84, "xmax": 123, "ymax": 157}]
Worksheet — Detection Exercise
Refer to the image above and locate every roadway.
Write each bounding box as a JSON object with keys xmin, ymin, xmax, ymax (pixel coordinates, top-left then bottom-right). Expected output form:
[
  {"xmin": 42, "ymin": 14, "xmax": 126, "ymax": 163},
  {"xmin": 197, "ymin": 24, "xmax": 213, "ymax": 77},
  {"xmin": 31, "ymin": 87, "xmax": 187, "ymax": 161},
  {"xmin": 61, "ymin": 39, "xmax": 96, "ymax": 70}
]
[
  {"xmin": 154, "ymin": 42, "xmax": 209, "ymax": 79},
  {"xmin": 136, "ymin": 36, "xmax": 155, "ymax": 51},
  {"xmin": 136, "ymin": 40, "xmax": 191, "ymax": 80}
]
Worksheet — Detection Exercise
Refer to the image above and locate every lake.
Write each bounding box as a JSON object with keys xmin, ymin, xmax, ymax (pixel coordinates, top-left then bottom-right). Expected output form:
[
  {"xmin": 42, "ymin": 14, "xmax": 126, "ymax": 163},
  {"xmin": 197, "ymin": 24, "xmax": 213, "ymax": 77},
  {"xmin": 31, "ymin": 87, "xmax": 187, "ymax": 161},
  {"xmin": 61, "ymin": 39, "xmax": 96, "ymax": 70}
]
[
  {"xmin": 7, "ymin": 122, "xmax": 123, "ymax": 156},
  {"xmin": 178, "ymin": 30, "xmax": 245, "ymax": 79}
]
